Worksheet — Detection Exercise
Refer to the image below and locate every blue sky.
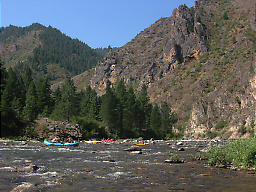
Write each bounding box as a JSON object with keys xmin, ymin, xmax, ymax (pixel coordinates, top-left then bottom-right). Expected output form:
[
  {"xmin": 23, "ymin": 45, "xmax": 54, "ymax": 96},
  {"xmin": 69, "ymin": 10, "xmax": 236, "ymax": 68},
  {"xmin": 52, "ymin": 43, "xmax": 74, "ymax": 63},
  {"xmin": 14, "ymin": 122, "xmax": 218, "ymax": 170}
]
[{"xmin": 1, "ymin": 0, "xmax": 195, "ymax": 48}]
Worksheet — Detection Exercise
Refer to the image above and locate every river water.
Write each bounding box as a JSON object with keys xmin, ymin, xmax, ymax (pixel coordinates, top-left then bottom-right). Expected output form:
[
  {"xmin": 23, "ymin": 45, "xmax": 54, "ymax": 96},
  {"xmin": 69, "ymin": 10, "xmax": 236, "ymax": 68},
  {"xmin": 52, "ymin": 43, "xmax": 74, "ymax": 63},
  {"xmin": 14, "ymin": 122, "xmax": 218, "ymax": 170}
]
[{"xmin": 0, "ymin": 140, "xmax": 255, "ymax": 192}]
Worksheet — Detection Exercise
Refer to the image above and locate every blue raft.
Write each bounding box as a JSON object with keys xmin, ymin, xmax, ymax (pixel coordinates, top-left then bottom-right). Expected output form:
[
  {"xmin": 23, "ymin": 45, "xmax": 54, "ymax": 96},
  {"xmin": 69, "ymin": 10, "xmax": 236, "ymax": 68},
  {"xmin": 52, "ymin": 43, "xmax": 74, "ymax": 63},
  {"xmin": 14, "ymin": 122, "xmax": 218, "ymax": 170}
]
[{"xmin": 44, "ymin": 140, "xmax": 79, "ymax": 146}]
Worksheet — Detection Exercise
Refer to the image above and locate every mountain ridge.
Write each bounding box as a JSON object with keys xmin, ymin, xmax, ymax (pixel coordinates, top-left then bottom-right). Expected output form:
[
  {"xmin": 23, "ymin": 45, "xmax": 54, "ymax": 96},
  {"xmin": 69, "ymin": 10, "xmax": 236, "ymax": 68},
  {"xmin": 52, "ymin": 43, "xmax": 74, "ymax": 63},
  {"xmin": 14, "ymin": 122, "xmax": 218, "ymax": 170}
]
[{"xmin": 87, "ymin": 0, "xmax": 255, "ymax": 139}]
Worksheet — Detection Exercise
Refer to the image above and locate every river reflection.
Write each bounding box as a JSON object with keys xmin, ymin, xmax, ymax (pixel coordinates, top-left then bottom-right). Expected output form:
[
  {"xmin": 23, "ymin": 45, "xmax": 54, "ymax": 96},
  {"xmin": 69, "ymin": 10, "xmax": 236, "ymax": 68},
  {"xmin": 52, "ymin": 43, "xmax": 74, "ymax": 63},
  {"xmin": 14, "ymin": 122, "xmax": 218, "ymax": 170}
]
[{"xmin": 0, "ymin": 140, "xmax": 255, "ymax": 191}]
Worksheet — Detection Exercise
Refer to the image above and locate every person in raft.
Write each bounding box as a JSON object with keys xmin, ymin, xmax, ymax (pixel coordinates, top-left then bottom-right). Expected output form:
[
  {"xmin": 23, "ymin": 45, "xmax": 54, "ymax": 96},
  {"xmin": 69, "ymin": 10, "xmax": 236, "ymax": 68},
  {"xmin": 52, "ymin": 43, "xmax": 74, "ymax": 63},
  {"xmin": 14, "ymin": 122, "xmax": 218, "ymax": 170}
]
[
  {"xmin": 52, "ymin": 136, "xmax": 60, "ymax": 142},
  {"xmin": 65, "ymin": 136, "xmax": 73, "ymax": 143}
]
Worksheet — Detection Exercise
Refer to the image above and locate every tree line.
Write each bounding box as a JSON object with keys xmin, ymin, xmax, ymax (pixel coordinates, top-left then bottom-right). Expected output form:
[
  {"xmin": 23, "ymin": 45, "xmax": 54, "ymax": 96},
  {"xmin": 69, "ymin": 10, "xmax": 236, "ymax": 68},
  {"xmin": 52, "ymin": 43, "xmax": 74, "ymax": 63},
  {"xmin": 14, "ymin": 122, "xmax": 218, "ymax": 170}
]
[{"xmin": 1, "ymin": 63, "xmax": 178, "ymax": 139}]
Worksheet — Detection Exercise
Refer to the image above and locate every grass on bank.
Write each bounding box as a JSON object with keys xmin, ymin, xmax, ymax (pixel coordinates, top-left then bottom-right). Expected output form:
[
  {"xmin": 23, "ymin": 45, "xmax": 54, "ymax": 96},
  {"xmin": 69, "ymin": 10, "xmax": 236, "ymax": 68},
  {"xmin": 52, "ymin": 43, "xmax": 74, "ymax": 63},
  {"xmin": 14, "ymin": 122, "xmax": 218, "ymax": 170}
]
[{"xmin": 207, "ymin": 138, "xmax": 256, "ymax": 168}]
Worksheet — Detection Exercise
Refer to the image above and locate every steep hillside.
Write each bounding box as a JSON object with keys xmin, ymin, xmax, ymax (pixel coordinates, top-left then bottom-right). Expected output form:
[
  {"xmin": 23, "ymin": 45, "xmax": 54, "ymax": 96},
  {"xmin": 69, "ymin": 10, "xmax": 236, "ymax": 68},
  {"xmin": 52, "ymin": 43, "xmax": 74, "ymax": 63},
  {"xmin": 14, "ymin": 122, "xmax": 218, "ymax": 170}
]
[
  {"xmin": 0, "ymin": 23, "xmax": 44, "ymax": 68},
  {"xmin": 0, "ymin": 23, "xmax": 102, "ymax": 82},
  {"xmin": 88, "ymin": 0, "xmax": 255, "ymax": 139}
]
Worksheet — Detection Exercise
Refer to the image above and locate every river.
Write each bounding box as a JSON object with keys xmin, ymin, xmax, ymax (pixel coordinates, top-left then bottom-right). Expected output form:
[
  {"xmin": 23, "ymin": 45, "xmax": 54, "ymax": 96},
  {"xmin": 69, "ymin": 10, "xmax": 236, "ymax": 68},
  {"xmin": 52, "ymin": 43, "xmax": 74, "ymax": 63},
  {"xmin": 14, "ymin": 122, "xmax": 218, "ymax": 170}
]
[{"xmin": 0, "ymin": 140, "xmax": 255, "ymax": 191}]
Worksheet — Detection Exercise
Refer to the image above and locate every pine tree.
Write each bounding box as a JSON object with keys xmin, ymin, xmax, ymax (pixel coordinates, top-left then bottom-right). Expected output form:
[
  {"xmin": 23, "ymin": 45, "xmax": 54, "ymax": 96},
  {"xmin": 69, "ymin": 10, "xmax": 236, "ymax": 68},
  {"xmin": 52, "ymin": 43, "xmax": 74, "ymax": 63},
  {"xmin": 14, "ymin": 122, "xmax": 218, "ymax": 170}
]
[
  {"xmin": 150, "ymin": 103, "xmax": 162, "ymax": 139},
  {"xmin": 114, "ymin": 79, "xmax": 127, "ymax": 136},
  {"xmin": 1, "ymin": 65, "xmax": 25, "ymax": 136},
  {"xmin": 115, "ymin": 79, "xmax": 127, "ymax": 105},
  {"xmin": 2, "ymin": 68, "xmax": 25, "ymax": 117},
  {"xmin": 89, "ymin": 96, "xmax": 101, "ymax": 121},
  {"xmin": 123, "ymin": 86, "xmax": 138, "ymax": 138},
  {"xmin": 37, "ymin": 76, "xmax": 53, "ymax": 116},
  {"xmin": 80, "ymin": 85, "xmax": 97, "ymax": 120},
  {"xmin": 160, "ymin": 102, "xmax": 173, "ymax": 138},
  {"xmin": 136, "ymin": 84, "xmax": 152, "ymax": 135},
  {"xmin": 23, "ymin": 81, "xmax": 38, "ymax": 121},
  {"xmin": 0, "ymin": 61, "xmax": 7, "ymax": 94},
  {"xmin": 100, "ymin": 86, "xmax": 122, "ymax": 137},
  {"xmin": 54, "ymin": 86, "xmax": 62, "ymax": 104},
  {"xmin": 51, "ymin": 78, "xmax": 79, "ymax": 121},
  {"xmin": 5, "ymin": 68, "xmax": 19, "ymax": 101},
  {"xmin": 1, "ymin": 88, "xmax": 22, "ymax": 136},
  {"xmin": 23, "ymin": 67, "xmax": 33, "ymax": 91},
  {"xmin": 16, "ymin": 76, "xmax": 26, "ymax": 115}
]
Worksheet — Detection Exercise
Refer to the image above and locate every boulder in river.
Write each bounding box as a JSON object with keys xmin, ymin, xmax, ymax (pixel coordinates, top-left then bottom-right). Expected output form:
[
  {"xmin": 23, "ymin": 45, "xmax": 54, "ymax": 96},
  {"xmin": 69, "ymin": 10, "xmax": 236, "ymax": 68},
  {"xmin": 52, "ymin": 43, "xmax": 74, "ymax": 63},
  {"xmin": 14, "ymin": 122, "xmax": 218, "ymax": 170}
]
[
  {"xmin": 10, "ymin": 182, "xmax": 40, "ymax": 192},
  {"xmin": 178, "ymin": 147, "xmax": 185, "ymax": 151},
  {"xmin": 164, "ymin": 159, "xmax": 184, "ymax": 163},
  {"xmin": 150, "ymin": 138, "xmax": 156, "ymax": 144},
  {"xmin": 13, "ymin": 163, "xmax": 39, "ymax": 172},
  {"xmin": 176, "ymin": 142, "xmax": 183, "ymax": 146},
  {"xmin": 124, "ymin": 146, "xmax": 141, "ymax": 151}
]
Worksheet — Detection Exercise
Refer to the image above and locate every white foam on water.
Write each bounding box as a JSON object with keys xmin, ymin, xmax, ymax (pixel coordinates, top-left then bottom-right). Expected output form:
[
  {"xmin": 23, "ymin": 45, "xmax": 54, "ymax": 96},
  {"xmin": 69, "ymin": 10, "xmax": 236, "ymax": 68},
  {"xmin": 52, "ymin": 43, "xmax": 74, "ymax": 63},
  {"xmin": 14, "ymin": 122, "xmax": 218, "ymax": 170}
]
[
  {"xmin": 0, "ymin": 166, "xmax": 13, "ymax": 170},
  {"xmin": 24, "ymin": 171, "xmax": 58, "ymax": 178},
  {"xmin": 45, "ymin": 180, "xmax": 58, "ymax": 186},
  {"xmin": 152, "ymin": 152, "xmax": 163, "ymax": 155},
  {"xmin": 13, "ymin": 159, "xmax": 23, "ymax": 163},
  {"xmin": 97, "ymin": 150, "xmax": 111, "ymax": 154},
  {"xmin": 0, "ymin": 147, "xmax": 12, "ymax": 151},
  {"xmin": 39, "ymin": 180, "xmax": 59, "ymax": 188},
  {"xmin": 11, "ymin": 148, "xmax": 41, "ymax": 151},
  {"xmin": 95, "ymin": 175, "xmax": 106, "ymax": 179},
  {"xmin": 57, "ymin": 148, "xmax": 70, "ymax": 152},
  {"xmin": 54, "ymin": 148, "xmax": 85, "ymax": 153},
  {"xmin": 111, "ymin": 150, "xmax": 120, "ymax": 153},
  {"xmin": 107, "ymin": 171, "xmax": 128, "ymax": 178},
  {"xmin": 102, "ymin": 161, "xmax": 117, "ymax": 164}
]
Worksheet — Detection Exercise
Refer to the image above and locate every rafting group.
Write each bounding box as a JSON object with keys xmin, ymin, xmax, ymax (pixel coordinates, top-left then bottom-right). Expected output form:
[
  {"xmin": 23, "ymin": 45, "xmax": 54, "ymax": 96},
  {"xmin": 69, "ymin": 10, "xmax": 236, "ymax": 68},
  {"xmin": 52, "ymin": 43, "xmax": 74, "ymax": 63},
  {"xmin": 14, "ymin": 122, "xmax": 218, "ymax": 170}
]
[
  {"xmin": 84, "ymin": 138, "xmax": 114, "ymax": 144},
  {"xmin": 44, "ymin": 136, "xmax": 150, "ymax": 147},
  {"xmin": 84, "ymin": 139, "xmax": 150, "ymax": 145}
]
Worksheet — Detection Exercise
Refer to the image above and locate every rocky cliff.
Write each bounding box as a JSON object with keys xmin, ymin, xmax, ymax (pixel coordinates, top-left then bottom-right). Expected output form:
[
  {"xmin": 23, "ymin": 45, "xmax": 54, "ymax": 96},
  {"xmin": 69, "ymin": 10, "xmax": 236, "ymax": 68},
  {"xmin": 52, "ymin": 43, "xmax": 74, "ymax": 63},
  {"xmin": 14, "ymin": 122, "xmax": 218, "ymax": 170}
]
[
  {"xmin": 91, "ymin": 3, "xmax": 208, "ymax": 93},
  {"xmin": 89, "ymin": 0, "xmax": 255, "ymax": 139}
]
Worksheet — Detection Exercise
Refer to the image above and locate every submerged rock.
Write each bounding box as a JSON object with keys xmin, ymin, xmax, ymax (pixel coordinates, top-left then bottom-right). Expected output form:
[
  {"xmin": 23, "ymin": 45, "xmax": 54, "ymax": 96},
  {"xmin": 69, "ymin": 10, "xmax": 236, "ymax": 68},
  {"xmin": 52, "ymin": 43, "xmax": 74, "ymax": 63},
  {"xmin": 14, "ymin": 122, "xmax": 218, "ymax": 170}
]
[
  {"xmin": 10, "ymin": 182, "xmax": 40, "ymax": 192},
  {"xmin": 124, "ymin": 146, "xmax": 141, "ymax": 151}
]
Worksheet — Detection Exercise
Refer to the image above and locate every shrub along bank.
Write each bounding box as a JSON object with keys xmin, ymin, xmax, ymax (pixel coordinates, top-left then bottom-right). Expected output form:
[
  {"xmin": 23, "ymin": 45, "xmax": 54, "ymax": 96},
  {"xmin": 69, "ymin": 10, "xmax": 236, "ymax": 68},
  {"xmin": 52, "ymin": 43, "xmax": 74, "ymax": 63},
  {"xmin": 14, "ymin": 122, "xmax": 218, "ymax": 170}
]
[{"xmin": 207, "ymin": 138, "xmax": 256, "ymax": 169}]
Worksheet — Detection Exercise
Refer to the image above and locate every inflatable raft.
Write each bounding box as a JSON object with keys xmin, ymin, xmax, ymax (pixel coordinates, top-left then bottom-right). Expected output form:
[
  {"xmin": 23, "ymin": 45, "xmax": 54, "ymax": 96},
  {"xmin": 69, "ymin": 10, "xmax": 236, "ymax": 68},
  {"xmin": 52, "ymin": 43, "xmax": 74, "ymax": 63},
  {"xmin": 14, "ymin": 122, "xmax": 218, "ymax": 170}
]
[
  {"xmin": 133, "ymin": 143, "xmax": 149, "ymax": 146},
  {"xmin": 44, "ymin": 140, "xmax": 79, "ymax": 146},
  {"xmin": 84, "ymin": 140, "xmax": 101, "ymax": 144},
  {"xmin": 101, "ymin": 139, "xmax": 114, "ymax": 142}
]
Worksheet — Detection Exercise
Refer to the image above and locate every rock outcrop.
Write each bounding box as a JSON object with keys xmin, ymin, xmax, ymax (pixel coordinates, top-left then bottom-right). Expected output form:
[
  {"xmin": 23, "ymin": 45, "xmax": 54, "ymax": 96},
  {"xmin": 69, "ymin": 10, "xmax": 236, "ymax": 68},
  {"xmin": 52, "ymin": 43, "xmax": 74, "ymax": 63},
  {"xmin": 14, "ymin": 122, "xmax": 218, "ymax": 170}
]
[
  {"xmin": 89, "ymin": 0, "xmax": 255, "ymax": 139},
  {"xmin": 34, "ymin": 118, "xmax": 83, "ymax": 140},
  {"xmin": 91, "ymin": 4, "xmax": 208, "ymax": 94}
]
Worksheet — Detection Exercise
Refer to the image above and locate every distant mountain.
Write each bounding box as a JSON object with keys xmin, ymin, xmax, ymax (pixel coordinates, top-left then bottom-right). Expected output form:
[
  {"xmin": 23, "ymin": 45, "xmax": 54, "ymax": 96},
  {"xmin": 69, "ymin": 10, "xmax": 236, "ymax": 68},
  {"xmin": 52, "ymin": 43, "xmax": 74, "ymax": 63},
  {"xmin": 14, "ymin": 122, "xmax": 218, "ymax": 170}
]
[
  {"xmin": 0, "ymin": 23, "xmax": 102, "ymax": 82},
  {"xmin": 86, "ymin": 0, "xmax": 255, "ymax": 139}
]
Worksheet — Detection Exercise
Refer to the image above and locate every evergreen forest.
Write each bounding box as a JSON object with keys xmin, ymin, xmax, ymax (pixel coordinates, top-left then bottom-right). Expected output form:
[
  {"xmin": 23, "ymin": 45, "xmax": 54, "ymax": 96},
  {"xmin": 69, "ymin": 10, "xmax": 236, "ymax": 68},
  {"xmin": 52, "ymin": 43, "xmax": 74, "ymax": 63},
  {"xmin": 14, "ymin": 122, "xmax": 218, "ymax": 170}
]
[
  {"xmin": 1, "ymin": 62, "xmax": 178, "ymax": 139},
  {"xmin": 0, "ymin": 23, "xmax": 103, "ymax": 81}
]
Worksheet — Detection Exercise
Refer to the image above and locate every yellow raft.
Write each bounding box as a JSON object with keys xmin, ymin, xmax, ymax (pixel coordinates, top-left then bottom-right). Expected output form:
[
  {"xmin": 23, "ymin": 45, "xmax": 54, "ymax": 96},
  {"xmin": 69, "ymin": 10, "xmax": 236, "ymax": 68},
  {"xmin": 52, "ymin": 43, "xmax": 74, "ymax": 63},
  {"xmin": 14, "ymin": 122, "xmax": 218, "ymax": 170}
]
[
  {"xmin": 84, "ymin": 140, "xmax": 101, "ymax": 144},
  {"xmin": 133, "ymin": 143, "xmax": 149, "ymax": 146}
]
